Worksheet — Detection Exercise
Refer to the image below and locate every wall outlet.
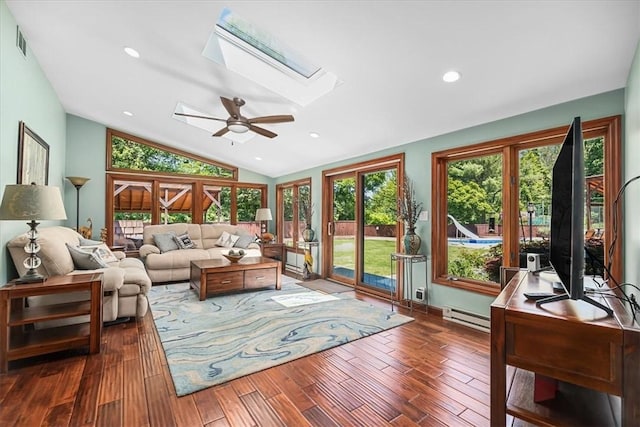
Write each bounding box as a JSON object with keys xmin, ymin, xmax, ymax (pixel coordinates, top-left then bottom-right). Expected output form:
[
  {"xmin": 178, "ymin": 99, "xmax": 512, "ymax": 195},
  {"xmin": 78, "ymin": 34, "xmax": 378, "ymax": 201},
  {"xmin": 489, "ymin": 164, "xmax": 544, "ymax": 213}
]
[{"xmin": 418, "ymin": 210, "xmax": 428, "ymax": 221}]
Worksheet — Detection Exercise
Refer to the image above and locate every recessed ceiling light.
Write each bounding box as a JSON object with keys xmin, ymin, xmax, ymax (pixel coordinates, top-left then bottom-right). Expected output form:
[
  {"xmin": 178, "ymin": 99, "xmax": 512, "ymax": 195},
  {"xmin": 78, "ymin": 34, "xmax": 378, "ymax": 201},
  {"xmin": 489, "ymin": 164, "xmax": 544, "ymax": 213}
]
[
  {"xmin": 124, "ymin": 47, "xmax": 140, "ymax": 58},
  {"xmin": 309, "ymin": 132, "xmax": 320, "ymax": 138},
  {"xmin": 123, "ymin": 111, "xmax": 133, "ymax": 116},
  {"xmin": 255, "ymin": 156, "xmax": 262, "ymax": 161},
  {"xmin": 442, "ymin": 70, "xmax": 461, "ymax": 83}
]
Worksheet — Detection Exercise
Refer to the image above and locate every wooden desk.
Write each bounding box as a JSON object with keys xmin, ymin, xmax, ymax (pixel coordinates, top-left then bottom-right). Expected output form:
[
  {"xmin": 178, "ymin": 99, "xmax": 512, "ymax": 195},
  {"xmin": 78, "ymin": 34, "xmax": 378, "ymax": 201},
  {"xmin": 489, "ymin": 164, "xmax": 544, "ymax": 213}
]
[{"xmin": 491, "ymin": 271, "xmax": 640, "ymax": 426}]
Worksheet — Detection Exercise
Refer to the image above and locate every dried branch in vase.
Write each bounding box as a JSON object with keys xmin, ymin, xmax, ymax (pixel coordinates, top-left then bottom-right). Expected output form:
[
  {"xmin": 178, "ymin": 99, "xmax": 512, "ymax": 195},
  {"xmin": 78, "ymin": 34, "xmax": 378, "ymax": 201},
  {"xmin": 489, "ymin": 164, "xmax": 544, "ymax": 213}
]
[
  {"xmin": 298, "ymin": 196, "xmax": 315, "ymax": 228},
  {"xmin": 397, "ymin": 175, "xmax": 423, "ymax": 230}
]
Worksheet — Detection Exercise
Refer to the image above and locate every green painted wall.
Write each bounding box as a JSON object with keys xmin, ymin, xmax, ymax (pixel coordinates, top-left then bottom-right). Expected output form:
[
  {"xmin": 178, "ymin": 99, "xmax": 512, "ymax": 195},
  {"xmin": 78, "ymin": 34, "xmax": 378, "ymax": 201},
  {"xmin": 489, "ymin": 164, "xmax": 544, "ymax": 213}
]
[
  {"xmin": 277, "ymin": 90, "xmax": 626, "ymax": 316},
  {"xmin": 65, "ymin": 115, "xmax": 107, "ymax": 234},
  {"xmin": 624, "ymin": 40, "xmax": 640, "ymax": 292},
  {"xmin": 0, "ymin": 1, "xmax": 67, "ymax": 283}
]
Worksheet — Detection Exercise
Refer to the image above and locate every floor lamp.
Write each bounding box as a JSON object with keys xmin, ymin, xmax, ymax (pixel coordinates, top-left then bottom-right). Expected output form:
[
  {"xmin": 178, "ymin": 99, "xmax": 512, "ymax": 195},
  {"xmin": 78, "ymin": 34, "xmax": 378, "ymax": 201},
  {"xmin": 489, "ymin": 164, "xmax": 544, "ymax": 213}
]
[{"xmin": 66, "ymin": 176, "xmax": 90, "ymax": 231}]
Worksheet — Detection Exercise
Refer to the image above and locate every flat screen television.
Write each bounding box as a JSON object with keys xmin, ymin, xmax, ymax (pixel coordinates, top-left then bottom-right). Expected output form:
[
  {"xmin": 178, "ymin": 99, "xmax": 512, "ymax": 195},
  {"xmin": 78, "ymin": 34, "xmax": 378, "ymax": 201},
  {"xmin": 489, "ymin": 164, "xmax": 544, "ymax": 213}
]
[{"xmin": 537, "ymin": 117, "xmax": 612, "ymax": 316}]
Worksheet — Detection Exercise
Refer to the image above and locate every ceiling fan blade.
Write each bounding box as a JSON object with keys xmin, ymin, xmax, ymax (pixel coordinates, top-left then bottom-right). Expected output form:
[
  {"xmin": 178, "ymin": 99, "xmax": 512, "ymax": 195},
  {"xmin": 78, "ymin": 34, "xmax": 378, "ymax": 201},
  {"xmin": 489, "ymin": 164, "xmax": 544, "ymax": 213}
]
[
  {"xmin": 220, "ymin": 96, "xmax": 241, "ymax": 118},
  {"xmin": 174, "ymin": 112, "xmax": 226, "ymax": 122},
  {"xmin": 249, "ymin": 124, "xmax": 277, "ymax": 138},
  {"xmin": 248, "ymin": 115, "xmax": 295, "ymax": 124},
  {"xmin": 213, "ymin": 127, "xmax": 230, "ymax": 137}
]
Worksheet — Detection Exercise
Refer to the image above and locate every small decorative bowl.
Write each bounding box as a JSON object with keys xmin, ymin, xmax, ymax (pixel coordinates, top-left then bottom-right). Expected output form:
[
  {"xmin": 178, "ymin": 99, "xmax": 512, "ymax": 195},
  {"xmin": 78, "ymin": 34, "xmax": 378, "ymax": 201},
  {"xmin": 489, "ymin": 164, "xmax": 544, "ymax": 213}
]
[{"xmin": 222, "ymin": 253, "xmax": 245, "ymax": 263}]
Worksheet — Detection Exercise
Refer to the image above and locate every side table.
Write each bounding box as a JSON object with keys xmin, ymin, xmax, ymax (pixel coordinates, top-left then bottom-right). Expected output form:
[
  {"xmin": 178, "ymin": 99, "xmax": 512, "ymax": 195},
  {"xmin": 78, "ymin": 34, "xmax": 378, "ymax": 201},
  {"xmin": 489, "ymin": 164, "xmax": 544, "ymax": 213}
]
[
  {"xmin": 0, "ymin": 273, "xmax": 103, "ymax": 373},
  {"xmin": 390, "ymin": 253, "xmax": 428, "ymax": 313},
  {"xmin": 297, "ymin": 241, "xmax": 320, "ymax": 280},
  {"xmin": 260, "ymin": 242, "xmax": 286, "ymax": 272}
]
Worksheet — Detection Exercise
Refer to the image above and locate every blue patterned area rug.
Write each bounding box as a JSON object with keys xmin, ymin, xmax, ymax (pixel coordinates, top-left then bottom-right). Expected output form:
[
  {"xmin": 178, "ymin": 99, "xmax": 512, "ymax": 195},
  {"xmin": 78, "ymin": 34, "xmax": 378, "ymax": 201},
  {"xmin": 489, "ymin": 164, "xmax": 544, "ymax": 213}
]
[{"xmin": 148, "ymin": 282, "xmax": 413, "ymax": 396}]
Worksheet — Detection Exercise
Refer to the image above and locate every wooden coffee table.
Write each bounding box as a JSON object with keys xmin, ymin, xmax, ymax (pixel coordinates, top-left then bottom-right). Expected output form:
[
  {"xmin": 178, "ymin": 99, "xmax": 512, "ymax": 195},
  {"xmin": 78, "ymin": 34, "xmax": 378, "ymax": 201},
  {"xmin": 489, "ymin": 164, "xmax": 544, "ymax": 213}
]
[{"xmin": 190, "ymin": 256, "xmax": 281, "ymax": 301}]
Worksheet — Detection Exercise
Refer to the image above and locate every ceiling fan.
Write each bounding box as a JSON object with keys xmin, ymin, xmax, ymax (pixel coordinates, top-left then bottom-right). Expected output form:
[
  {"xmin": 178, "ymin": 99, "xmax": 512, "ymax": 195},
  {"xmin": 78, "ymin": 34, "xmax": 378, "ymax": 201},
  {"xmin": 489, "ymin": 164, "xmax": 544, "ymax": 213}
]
[{"xmin": 175, "ymin": 96, "xmax": 294, "ymax": 138}]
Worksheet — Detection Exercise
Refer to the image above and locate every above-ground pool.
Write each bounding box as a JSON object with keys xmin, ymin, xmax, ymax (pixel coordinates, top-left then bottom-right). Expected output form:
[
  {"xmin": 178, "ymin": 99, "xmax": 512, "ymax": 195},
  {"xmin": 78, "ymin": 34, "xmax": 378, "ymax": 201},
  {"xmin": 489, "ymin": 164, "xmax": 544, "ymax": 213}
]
[{"xmin": 448, "ymin": 237, "xmax": 502, "ymax": 247}]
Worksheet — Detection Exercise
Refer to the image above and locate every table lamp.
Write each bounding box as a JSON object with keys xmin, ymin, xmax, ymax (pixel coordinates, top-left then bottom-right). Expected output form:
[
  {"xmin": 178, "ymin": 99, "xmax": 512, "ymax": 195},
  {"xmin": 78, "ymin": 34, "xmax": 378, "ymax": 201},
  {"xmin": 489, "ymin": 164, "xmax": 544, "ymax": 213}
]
[
  {"xmin": 0, "ymin": 183, "xmax": 67, "ymax": 283},
  {"xmin": 255, "ymin": 208, "xmax": 273, "ymax": 242}
]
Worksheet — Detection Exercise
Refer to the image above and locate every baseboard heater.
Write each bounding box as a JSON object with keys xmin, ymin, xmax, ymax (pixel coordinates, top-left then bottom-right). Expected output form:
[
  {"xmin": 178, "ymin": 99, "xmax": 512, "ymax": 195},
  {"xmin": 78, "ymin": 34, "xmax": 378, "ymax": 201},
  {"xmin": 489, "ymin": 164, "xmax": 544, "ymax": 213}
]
[
  {"xmin": 442, "ymin": 306, "xmax": 490, "ymax": 333},
  {"xmin": 285, "ymin": 265, "xmax": 302, "ymax": 274}
]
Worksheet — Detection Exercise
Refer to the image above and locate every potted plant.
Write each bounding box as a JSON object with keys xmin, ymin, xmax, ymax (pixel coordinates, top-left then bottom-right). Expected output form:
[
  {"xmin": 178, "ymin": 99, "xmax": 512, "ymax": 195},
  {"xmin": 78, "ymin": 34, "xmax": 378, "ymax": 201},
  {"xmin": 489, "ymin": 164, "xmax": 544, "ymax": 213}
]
[{"xmin": 397, "ymin": 175, "xmax": 423, "ymax": 254}]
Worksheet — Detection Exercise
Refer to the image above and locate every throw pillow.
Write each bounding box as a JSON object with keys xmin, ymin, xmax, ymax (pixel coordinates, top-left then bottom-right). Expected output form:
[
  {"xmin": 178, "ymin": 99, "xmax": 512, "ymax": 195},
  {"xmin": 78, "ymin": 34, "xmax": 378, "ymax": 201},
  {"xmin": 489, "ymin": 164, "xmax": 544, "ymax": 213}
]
[
  {"xmin": 79, "ymin": 237, "xmax": 103, "ymax": 246},
  {"xmin": 79, "ymin": 243, "xmax": 119, "ymax": 264},
  {"xmin": 174, "ymin": 233, "xmax": 195, "ymax": 249},
  {"xmin": 66, "ymin": 243, "xmax": 109, "ymax": 270},
  {"xmin": 215, "ymin": 231, "xmax": 240, "ymax": 248},
  {"xmin": 234, "ymin": 234, "xmax": 255, "ymax": 249},
  {"xmin": 153, "ymin": 232, "xmax": 180, "ymax": 253}
]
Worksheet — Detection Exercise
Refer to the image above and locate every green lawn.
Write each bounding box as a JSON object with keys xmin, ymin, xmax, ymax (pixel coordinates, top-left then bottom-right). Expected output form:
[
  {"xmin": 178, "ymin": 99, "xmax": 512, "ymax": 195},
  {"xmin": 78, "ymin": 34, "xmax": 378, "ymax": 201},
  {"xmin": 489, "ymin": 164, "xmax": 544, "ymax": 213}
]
[
  {"xmin": 332, "ymin": 238, "xmax": 498, "ymax": 281},
  {"xmin": 330, "ymin": 237, "xmax": 508, "ymax": 287},
  {"xmin": 332, "ymin": 237, "xmax": 397, "ymax": 277}
]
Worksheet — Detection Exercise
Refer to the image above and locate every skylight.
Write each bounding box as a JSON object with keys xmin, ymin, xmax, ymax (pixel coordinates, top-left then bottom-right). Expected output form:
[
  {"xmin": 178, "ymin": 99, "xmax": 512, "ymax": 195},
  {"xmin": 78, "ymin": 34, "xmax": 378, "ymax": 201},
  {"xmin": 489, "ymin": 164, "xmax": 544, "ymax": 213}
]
[
  {"xmin": 216, "ymin": 8, "xmax": 320, "ymax": 79},
  {"xmin": 202, "ymin": 8, "xmax": 340, "ymax": 106}
]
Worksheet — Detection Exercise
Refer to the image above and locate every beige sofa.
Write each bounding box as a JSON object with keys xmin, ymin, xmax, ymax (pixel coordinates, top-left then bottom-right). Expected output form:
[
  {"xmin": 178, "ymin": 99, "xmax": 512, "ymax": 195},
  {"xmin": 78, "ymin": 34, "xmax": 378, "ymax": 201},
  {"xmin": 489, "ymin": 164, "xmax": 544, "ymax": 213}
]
[
  {"xmin": 7, "ymin": 226, "xmax": 151, "ymax": 322},
  {"xmin": 139, "ymin": 223, "xmax": 261, "ymax": 283}
]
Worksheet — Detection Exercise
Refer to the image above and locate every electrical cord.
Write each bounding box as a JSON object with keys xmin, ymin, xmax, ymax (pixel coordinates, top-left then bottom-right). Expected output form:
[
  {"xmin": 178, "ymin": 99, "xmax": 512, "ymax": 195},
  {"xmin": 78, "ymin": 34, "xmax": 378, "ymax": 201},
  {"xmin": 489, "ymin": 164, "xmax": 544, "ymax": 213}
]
[
  {"xmin": 586, "ymin": 282, "xmax": 640, "ymax": 321},
  {"xmin": 606, "ymin": 174, "xmax": 640, "ymax": 283}
]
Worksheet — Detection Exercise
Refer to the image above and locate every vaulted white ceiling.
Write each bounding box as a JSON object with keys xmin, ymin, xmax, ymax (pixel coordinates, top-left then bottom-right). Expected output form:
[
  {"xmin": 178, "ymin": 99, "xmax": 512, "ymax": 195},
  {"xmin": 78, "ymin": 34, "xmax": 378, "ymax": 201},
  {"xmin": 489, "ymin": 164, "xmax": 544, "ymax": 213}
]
[{"xmin": 6, "ymin": 1, "xmax": 639, "ymax": 177}]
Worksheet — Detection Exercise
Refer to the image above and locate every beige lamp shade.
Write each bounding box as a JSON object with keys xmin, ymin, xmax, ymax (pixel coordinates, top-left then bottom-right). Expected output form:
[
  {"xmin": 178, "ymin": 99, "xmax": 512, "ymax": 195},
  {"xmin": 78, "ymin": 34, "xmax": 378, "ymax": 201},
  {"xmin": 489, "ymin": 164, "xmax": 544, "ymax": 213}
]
[
  {"xmin": 0, "ymin": 184, "xmax": 67, "ymax": 221},
  {"xmin": 66, "ymin": 176, "xmax": 91, "ymax": 188},
  {"xmin": 255, "ymin": 208, "xmax": 273, "ymax": 221}
]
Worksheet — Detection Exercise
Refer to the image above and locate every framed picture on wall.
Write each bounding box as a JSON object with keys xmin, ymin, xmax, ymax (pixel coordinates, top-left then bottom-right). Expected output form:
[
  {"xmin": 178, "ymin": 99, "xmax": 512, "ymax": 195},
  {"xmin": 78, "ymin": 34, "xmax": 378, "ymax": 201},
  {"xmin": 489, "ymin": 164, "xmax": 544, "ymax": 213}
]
[{"xmin": 17, "ymin": 121, "xmax": 49, "ymax": 185}]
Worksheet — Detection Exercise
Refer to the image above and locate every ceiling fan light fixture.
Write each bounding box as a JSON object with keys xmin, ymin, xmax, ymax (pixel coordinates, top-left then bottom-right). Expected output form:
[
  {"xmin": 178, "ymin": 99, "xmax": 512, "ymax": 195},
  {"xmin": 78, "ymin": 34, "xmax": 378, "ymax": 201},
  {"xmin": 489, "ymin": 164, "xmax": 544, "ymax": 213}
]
[{"xmin": 228, "ymin": 121, "xmax": 249, "ymax": 133}]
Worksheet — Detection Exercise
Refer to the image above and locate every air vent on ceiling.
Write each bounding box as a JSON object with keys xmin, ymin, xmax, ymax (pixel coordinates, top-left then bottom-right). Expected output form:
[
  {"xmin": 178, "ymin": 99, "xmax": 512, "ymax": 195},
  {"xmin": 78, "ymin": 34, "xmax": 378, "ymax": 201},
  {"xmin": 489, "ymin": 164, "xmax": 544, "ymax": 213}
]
[{"xmin": 16, "ymin": 26, "xmax": 26, "ymax": 57}]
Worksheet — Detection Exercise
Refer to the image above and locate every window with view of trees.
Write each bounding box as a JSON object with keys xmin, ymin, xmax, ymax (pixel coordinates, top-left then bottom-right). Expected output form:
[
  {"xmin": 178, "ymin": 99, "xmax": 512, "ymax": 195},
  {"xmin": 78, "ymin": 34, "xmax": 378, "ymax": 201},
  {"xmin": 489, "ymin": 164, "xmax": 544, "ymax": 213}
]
[
  {"xmin": 446, "ymin": 153, "xmax": 503, "ymax": 283},
  {"xmin": 107, "ymin": 129, "xmax": 237, "ymax": 179},
  {"xmin": 236, "ymin": 186, "xmax": 264, "ymax": 235},
  {"xmin": 276, "ymin": 179, "xmax": 311, "ymax": 247},
  {"xmin": 431, "ymin": 117, "xmax": 621, "ymax": 296},
  {"xmin": 106, "ymin": 129, "xmax": 266, "ymax": 248},
  {"xmin": 203, "ymin": 185, "xmax": 231, "ymax": 223}
]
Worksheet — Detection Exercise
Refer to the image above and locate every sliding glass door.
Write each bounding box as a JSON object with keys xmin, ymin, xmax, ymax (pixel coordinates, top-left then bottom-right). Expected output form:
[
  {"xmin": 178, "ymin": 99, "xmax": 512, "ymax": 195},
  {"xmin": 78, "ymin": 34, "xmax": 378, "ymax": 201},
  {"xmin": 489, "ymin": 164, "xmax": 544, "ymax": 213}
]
[
  {"xmin": 361, "ymin": 169, "xmax": 397, "ymax": 292},
  {"xmin": 324, "ymin": 154, "xmax": 403, "ymax": 296},
  {"xmin": 327, "ymin": 174, "xmax": 357, "ymax": 284}
]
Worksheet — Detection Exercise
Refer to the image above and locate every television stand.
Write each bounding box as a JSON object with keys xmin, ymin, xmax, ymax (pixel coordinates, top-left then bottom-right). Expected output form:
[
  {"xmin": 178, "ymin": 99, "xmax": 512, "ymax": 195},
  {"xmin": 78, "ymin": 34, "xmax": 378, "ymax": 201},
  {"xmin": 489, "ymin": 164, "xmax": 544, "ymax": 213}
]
[
  {"xmin": 491, "ymin": 271, "xmax": 640, "ymax": 426},
  {"xmin": 536, "ymin": 292, "xmax": 614, "ymax": 317}
]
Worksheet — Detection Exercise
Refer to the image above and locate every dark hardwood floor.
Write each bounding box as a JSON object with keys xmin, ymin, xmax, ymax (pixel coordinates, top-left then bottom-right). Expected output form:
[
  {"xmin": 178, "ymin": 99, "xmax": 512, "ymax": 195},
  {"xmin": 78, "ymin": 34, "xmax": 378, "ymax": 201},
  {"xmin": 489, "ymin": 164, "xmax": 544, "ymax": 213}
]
[{"xmin": 0, "ymin": 290, "xmax": 492, "ymax": 426}]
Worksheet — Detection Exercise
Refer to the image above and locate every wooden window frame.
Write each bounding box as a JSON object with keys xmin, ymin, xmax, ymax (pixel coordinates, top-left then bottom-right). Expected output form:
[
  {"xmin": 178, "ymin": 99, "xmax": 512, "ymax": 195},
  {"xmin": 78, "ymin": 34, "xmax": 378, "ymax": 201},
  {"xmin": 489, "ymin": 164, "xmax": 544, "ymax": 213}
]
[
  {"xmin": 431, "ymin": 116, "xmax": 622, "ymax": 296},
  {"xmin": 276, "ymin": 178, "xmax": 311, "ymax": 250},
  {"xmin": 106, "ymin": 128, "xmax": 238, "ymax": 180},
  {"xmin": 106, "ymin": 173, "xmax": 266, "ymax": 246},
  {"xmin": 321, "ymin": 153, "xmax": 405, "ymax": 293}
]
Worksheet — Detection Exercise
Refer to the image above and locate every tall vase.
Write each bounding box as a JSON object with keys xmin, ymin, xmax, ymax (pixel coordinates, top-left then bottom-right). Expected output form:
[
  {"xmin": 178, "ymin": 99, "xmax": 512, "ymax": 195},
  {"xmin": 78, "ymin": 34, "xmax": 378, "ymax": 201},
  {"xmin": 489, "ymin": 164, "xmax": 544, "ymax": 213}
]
[
  {"xmin": 403, "ymin": 227, "xmax": 421, "ymax": 255},
  {"xmin": 302, "ymin": 226, "xmax": 315, "ymax": 242}
]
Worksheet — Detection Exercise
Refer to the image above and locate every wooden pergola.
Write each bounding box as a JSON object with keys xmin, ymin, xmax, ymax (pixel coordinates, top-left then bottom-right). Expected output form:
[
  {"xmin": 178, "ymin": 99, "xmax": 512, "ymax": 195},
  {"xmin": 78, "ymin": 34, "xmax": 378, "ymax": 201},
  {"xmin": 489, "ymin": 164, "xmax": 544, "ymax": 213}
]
[
  {"xmin": 586, "ymin": 174, "xmax": 604, "ymax": 230},
  {"xmin": 114, "ymin": 181, "xmax": 223, "ymax": 220}
]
